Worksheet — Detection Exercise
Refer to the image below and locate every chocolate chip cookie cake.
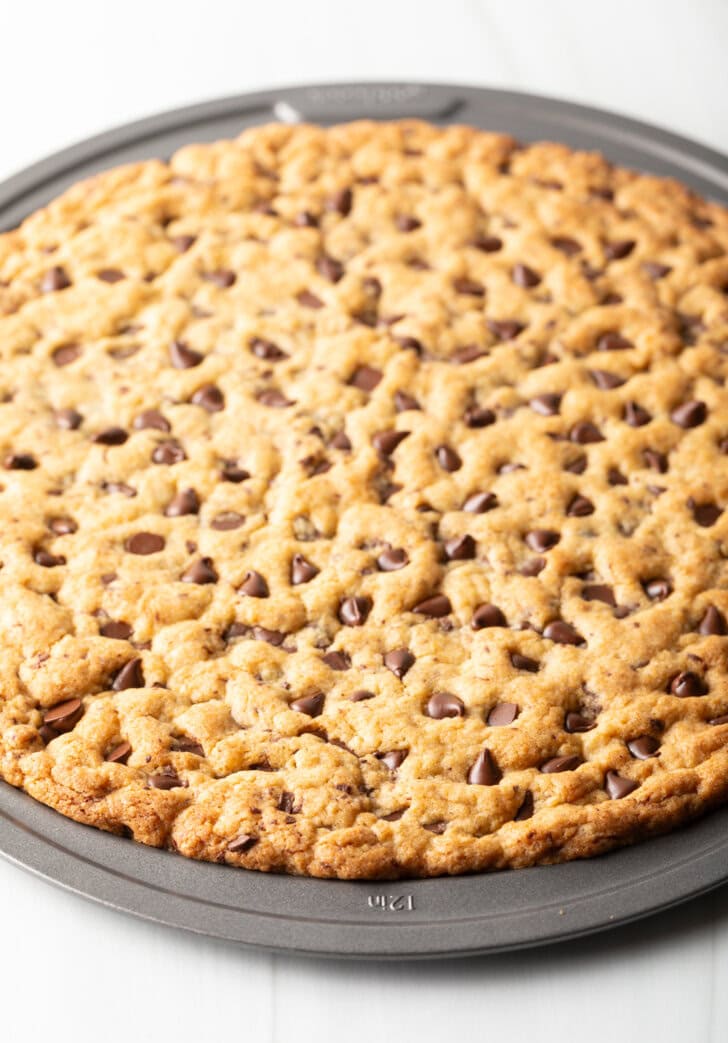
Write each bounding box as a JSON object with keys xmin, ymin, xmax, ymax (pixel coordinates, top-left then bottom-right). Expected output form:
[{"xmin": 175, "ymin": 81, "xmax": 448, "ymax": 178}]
[{"xmin": 0, "ymin": 119, "xmax": 727, "ymax": 879}]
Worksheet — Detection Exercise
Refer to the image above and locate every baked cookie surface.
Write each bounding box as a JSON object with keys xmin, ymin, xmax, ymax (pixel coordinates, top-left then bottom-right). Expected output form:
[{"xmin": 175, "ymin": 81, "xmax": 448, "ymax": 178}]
[{"xmin": 0, "ymin": 120, "xmax": 727, "ymax": 878}]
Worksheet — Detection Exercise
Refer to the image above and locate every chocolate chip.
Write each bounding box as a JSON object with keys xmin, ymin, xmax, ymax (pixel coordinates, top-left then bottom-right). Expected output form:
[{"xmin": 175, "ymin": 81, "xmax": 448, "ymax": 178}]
[
  {"xmin": 487, "ymin": 702, "xmax": 518, "ymax": 726},
  {"xmin": 125, "ymin": 532, "xmax": 164, "ymax": 555},
  {"xmin": 551, "ymin": 236, "xmax": 582, "ymax": 256},
  {"xmin": 384, "ymin": 648, "xmax": 415, "ymax": 678},
  {"xmin": 221, "ymin": 461, "xmax": 250, "ymax": 482},
  {"xmin": 52, "ymin": 343, "xmax": 81, "ymax": 367},
  {"xmin": 191, "ymin": 384, "xmax": 225, "ymax": 412},
  {"xmin": 543, "ymin": 620, "xmax": 585, "ymax": 645},
  {"xmin": 565, "ymin": 711, "xmax": 596, "ymax": 733},
  {"xmin": 520, "ymin": 557, "xmax": 546, "ymax": 577},
  {"xmin": 290, "ymin": 692, "xmax": 325, "ymax": 716},
  {"xmin": 134, "ymin": 409, "xmax": 170, "ymax": 432},
  {"xmin": 313, "ymin": 255, "xmax": 343, "ymax": 285},
  {"xmin": 105, "ymin": 740, "xmax": 132, "ymax": 764},
  {"xmin": 624, "ymin": 402, "xmax": 651, "ymax": 427},
  {"xmin": 240, "ymin": 570, "xmax": 269, "ymax": 598},
  {"xmin": 413, "ymin": 594, "xmax": 452, "ymax": 617},
  {"xmin": 487, "ymin": 319, "xmax": 524, "ymax": 341},
  {"xmin": 467, "ymin": 749, "xmax": 501, "ymax": 785},
  {"xmin": 330, "ymin": 431, "xmax": 352, "ymax": 450},
  {"xmin": 514, "ymin": 791, "xmax": 534, "ymax": 820},
  {"xmin": 322, "ymin": 651, "xmax": 350, "ymax": 671},
  {"xmin": 453, "ymin": 276, "xmax": 485, "ymax": 296},
  {"xmin": 510, "ymin": 652, "xmax": 539, "ymax": 672},
  {"xmin": 210, "ymin": 511, "xmax": 244, "ymax": 530},
  {"xmin": 96, "ymin": 268, "xmax": 125, "ymax": 284},
  {"xmin": 628, "ymin": 735, "xmax": 660, "ymax": 759},
  {"xmin": 512, "ymin": 263, "xmax": 541, "ymax": 288},
  {"xmin": 152, "ymin": 439, "xmax": 186, "ymax": 465},
  {"xmin": 473, "ymin": 235, "xmax": 503, "ymax": 252},
  {"xmin": 710, "ymin": 715, "xmax": 728, "ymax": 726},
  {"xmin": 393, "ymin": 335, "xmax": 424, "ymax": 354},
  {"xmin": 669, "ymin": 671, "xmax": 707, "ymax": 697},
  {"xmin": 163, "ymin": 488, "xmax": 199, "ymax": 517},
  {"xmin": 250, "ymin": 337, "xmax": 288, "ymax": 361},
  {"xmin": 589, "ymin": 368, "xmax": 625, "ymax": 390},
  {"xmin": 596, "ymin": 332, "xmax": 633, "ymax": 352},
  {"xmin": 530, "ymin": 393, "xmax": 562, "ymax": 416},
  {"xmin": 43, "ymin": 698, "xmax": 83, "ymax": 733},
  {"xmin": 171, "ymin": 735, "xmax": 204, "ymax": 756},
  {"xmin": 607, "ymin": 467, "xmax": 628, "ymax": 486},
  {"xmin": 92, "ymin": 426, "xmax": 128, "ymax": 446},
  {"xmin": 451, "ymin": 344, "xmax": 486, "ymax": 364},
  {"xmin": 227, "ymin": 834, "xmax": 258, "ymax": 853},
  {"xmin": 643, "ymin": 578, "xmax": 672, "ymax": 601},
  {"xmin": 570, "ymin": 421, "xmax": 604, "ymax": 443},
  {"xmin": 41, "ymin": 266, "xmax": 71, "ymax": 293},
  {"xmin": 564, "ymin": 455, "xmax": 587, "ymax": 474},
  {"xmin": 435, "ymin": 445, "xmax": 462, "ymax": 472},
  {"xmin": 394, "ymin": 390, "xmax": 420, "ymax": 412},
  {"xmin": 567, "ymin": 495, "xmax": 594, "ymax": 517},
  {"xmin": 181, "ymin": 557, "xmax": 218, "ymax": 584},
  {"xmin": 277, "ymin": 791, "xmax": 298, "ymax": 814},
  {"xmin": 170, "ymin": 340, "xmax": 203, "ymax": 368},
  {"xmin": 148, "ymin": 768, "xmax": 184, "ymax": 790},
  {"xmin": 541, "ymin": 755, "xmax": 582, "ymax": 773},
  {"xmin": 443, "ymin": 535, "xmax": 475, "ymax": 562},
  {"xmin": 377, "ymin": 548, "xmax": 409, "ymax": 571},
  {"xmin": 642, "ymin": 448, "xmax": 668, "ymax": 473},
  {"xmin": 396, "ymin": 214, "xmax": 421, "ymax": 232},
  {"xmin": 202, "ymin": 268, "xmax": 236, "ymax": 287},
  {"xmin": 378, "ymin": 750, "xmax": 408, "ymax": 771},
  {"xmin": 103, "ymin": 481, "xmax": 136, "ymax": 497},
  {"xmin": 671, "ymin": 400, "xmax": 707, "ymax": 428},
  {"xmin": 604, "ymin": 240, "xmax": 635, "ymax": 260},
  {"xmin": 253, "ymin": 627, "xmax": 285, "ymax": 646},
  {"xmin": 112, "ymin": 657, "xmax": 144, "ymax": 691},
  {"xmin": 339, "ymin": 596, "xmax": 372, "ymax": 626},
  {"xmin": 426, "ymin": 691, "xmax": 465, "ymax": 719},
  {"xmin": 297, "ymin": 289, "xmax": 325, "ymax": 309},
  {"xmin": 372, "ymin": 429, "xmax": 409, "ymax": 455},
  {"xmin": 423, "ymin": 820, "xmax": 446, "ymax": 834},
  {"xmin": 690, "ymin": 500, "xmax": 722, "ymax": 527},
  {"xmin": 47, "ymin": 516, "xmax": 76, "ymax": 535},
  {"xmin": 171, "ymin": 234, "xmax": 196, "ymax": 253},
  {"xmin": 582, "ymin": 583, "xmax": 616, "ymax": 606},
  {"xmin": 472, "ymin": 603, "xmax": 507, "ymax": 629},
  {"xmin": 4, "ymin": 452, "xmax": 37, "ymax": 470},
  {"xmin": 100, "ymin": 620, "xmax": 132, "ymax": 640},
  {"xmin": 257, "ymin": 389, "xmax": 293, "ymax": 408},
  {"xmin": 463, "ymin": 491, "xmax": 497, "ymax": 513},
  {"xmin": 350, "ymin": 690, "xmax": 375, "ymax": 702},
  {"xmin": 642, "ymin": 261, "xmax": 671, "ymax": 279},
  {"xmin": 525, "ymin": 529, "xmax": 560, "ymax": 552},
  {"xmin": 350, "ymin": 365, "xmax": 382, "ymax": 391},
  {"xmin": 463, "ymin": 406, "xmax": 496, "ymax": 428},
  {"xmin": 699, "ymin": 605, "xmax": 727, "ymax": 635},
  {"xmin": 290, "ymin": 554, "xmax": 319, "ymax": 585},
  {"xmin": 605, "ymin": 770, "xmax": 639, "ymax": 799},
  {"xmin": 55, "ymin": 408, "xmax": 83, "ymax": 430},
  {"xmin": 34, "ymin": 549, "xmax": 66, "ymax": 567},
  {"xmin": 328, "ymin": 187, "xmax": 353, "ymax": 216}
]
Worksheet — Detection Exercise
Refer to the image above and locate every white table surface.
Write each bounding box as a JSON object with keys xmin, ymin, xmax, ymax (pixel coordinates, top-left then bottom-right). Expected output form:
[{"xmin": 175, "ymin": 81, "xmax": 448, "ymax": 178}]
[{"xmin": 1, "ymin": 2, "xmax": 727, "ymax": 1039}]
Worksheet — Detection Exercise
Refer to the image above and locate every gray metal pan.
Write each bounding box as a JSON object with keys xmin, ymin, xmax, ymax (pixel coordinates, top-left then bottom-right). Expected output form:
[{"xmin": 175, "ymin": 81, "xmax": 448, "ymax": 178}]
[{"xmin": 1, "ymin": 82, "xmax": 727, "ymax": 959}]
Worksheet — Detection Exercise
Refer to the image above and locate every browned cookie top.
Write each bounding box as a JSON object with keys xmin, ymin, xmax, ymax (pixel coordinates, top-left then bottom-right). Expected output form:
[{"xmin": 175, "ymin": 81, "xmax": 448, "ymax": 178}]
[{"xmin": 0, "ymin": 120, "xmax": 727, "ymax": 878}]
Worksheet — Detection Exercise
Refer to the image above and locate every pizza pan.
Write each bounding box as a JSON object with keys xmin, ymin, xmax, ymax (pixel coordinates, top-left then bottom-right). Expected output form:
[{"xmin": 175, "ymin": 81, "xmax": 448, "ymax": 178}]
[{"xmin": 1, "ymin": 82, "xmax": 727, "ymax": 959}]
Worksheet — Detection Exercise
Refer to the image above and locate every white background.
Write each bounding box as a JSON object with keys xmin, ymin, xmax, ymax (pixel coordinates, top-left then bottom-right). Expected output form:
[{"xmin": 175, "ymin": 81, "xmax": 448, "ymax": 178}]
[{"xmin": 1, "ymin": 2, "xmax": 727, "ymax": 1040}]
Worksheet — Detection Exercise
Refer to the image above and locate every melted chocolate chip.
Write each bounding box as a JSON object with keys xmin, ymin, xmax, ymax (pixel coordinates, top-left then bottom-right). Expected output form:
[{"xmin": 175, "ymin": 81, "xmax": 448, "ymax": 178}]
[
  {"xmin": 152, "ymin": 440, "xmax": 186, "ymax": 465},
  {"xmin": 43, "ymin": 698, "xmax": 83, "ymax": 733},
  {"xmin": 515, "ymin": 791, "xmax": 534, "ymax": 820},
  {"xmin": 487, "ymin": 319, "xmax": 525, "ymax": 341},
  {"xmin": 134, "ymin": 409, "xmax": 170, "ymax": 432},
  {"xmin": 202, "ymin": 268, "xmax": 236, "ymax": 288},
  {"xmin": 125, "ymin": 532, "xmax": 164, "ymax": 555},
  {"xmin": 210, "ymin": 511, "xmax": 244, "ymax": 531},
  {"xmin": 290, "ymin": 692, "xmax": 325, "ymax": 717},
  {"xmin": 413, "ymin": 594, "xmax": 452, "ymax": 618},
  {"xmin": 165, "ymin": 488, "xmax": 200, "ymax": 517},
  {"xmin": 472, "ymin": 603, "xmax": 507, "ymax": 629},
  {"xmin": 582, "ymin": 583, "xmax": 616, "ymax": 606},
  {"xmin": 426, "ymin": 691, "xmax": 465, "ymax": 719},
  {"xmin": 170, "ymin": 340, "xmax": 203, "ymax": 368},
  {"xmin": 378, "ymin": 749, "xmax": 408, "ymax": 771},
  {"xmin": 565, "ymin": 711, "xmax": 596, "ymax": 733},
  {"xmin": 41, "ymin": 266, "xmax": 71, "ymax": 293},
  {"xmin": 383, "ymin": 648, "xmax": 415, "ymax": 678},
  {"xmin": 643, "ymin": 578, "xmax": 672, "ymax": 601},
  {"xmin": 669, "ymin": 671, "xmax": 707, "ymax": 697},
  {"xmin": 435, "ymin": 445, "xmax": 462, "ymax": 472},
  {"xmin": 525, "ymin": 529, "xmax": 560, "ymax": 552},
  {"xmin": 605, "ymin": 770, "xmax": 639, "ymax": 799},
  {"xmin": 181, "ymin": 557, "xmax": 218, "ymax": 584},
  {"xmin": 191, "ymin": 384, "xmax": 225, "ymax": 412},
  {"xmin": 322, "ymin": 651, "xmax": 350, "ymax": 671},
  {"xmin": 316, "ymin": 255, "xmax": 344, "ymax": 283},
  {"xmin": 463, "ymin": 491, "xmax": 498, "ymax": 513},
  {"xmin": 510, "ymin": 652, "xmax": 539, "ymax": 672},
  {"xmin": 377, "ymin": 547, "xmax": 409, "ymax": 571},
  {"xmin": 349, "ymin": 365, "xmax": 382, "ymax": 391},
  {"xmin": 589, "ymin": 368, "xmax": 625, "ymax": 389},
  {"xmin": 396, "ymin": 214, "xmax": 421, "ymax": 232},
  {"xmin": 148, "ymin": 768, "xmax": 184, "ymax": 790},
  {"xmin": 443, "ymin": 534, "xmax": 476, "ymax": 560},
  {"xmin": 453, "ymin": 276, "xmax": 485, "ymax": 296},
  {"xmin": 670, "ymin": 400, "xmax": 707, "ymax": 428},
  {"xmin": 604, "ymin": 240, "xmax": 635, "ymax": 260},
  {"xmin": 570, "ymin": 421, "xmax": 604, "ymax": 443},
  {"xmin": 642, "ymin": 448, "xmax": 668, "ymax": 473},
  {"xmin": 512, "ymin": 263, "xmax": 541, "ymax": 288},
  {"xmin": 699, "ymin": 605, "xmax": 727, "ymax": 635},
  {"xmin": 291, "ymin": 554, "xmax": 319, "ymax": 585},
  {"xmin": 394, "ymin": 390, "xmax": 420, "ymax": 412},
  {"xmin": 105, "ymin": 740, "xmax": 132, "ymax": 764},
  {"xmin": 596, "ymin": 332, "xmax": 633, "ymax": 352},
  {"xmin": 227, "ymin": 835, "xmax": 258, "ymax": 854},
  {"xmin": 56, "ymin": 408, "xmax": 83, "ymax": 430},
  {"xmin": 627, "ymin": 735, "xmax": 660, "ymax": 759},
  {"xmin": 339, "ymin": 596, "xmax": 372, "ymax": 626},
  {"xmin": 530, "ymin": 393, "xmax": 562, "ymax": 416},
  {"xmin": 463, "ymin": 406, "xmax": 496, "ymax": 428},
  {"xmin": 4, "ymin": 452, "xmax": 37, "ymax": 470},
  {"xmin": 567, "ymin": 495, "xmax": 594, "ymax": 517},
  {"xmin": 328, "ymin": 187, "xmax": 353, "ymax": 216},
  {"xmin": 372, "ymin": 429, "xmax": 409, "ymax": 456},
  {"xmin": 257, "ymin": 389, "xmax": 293, "ymax": 408},
  {"xmin": 541, "ymin": 754, "xmax": 582, "ymax": 773},
  {"xmin": 100, "ymin": 620, "xmax": 132, "ymax": 640},
  {"xmin": 52, "ymin": 343, "xmax": 81, "ymax": 366},
  {"xmin": 473, "ymin": 235, "xmax": 503, "ymax": 252},
  {"xmin": 543, "ymin": 620, "xmax": 585, "ymax": 645},
  {"xmin": 250, "ymin": 337, "xmax": 288, "ymax": 361},
  {"xmin": 690, "ymin": 500, "xmax": 722, "ymax": 527},
  {"xmin": 487, "ymin": 702, "xmax": 518, "ymax": 726}
]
